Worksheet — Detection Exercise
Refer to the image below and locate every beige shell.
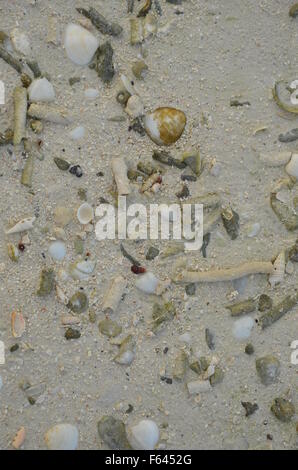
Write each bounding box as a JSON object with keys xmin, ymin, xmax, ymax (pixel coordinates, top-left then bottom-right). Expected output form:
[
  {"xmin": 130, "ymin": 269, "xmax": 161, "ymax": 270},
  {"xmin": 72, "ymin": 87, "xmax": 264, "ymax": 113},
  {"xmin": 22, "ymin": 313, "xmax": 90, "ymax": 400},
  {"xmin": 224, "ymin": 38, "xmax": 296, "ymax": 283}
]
[
  {"xmin": 144, "ymin": 107, "xmax": 186, "ymax": 145},
  {"xmin": 269, "ymin": 251, "xmax": 285, "ymax": 287},
  {"xmin": 12, "ymin": 427, "xmax": 26, "ymax": 449},
  {"xmin": 11, "ymin": 311, "xmax": 26, "ymax": 338},
  {"xmin": 76, "ymin": 203, "xmax": 94, "ymax": 225}
]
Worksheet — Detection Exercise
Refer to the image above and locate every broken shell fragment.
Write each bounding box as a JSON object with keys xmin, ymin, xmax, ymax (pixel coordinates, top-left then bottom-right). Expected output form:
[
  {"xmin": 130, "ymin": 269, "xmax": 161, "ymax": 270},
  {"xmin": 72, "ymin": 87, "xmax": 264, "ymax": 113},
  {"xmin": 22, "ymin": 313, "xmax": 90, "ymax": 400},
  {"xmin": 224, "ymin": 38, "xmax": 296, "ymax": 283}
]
[
  {"xmin": 67, "ymin": 291, "xmax": 88, "ymax": 314},
  {"xmin": 136, "ymin": 271, "xmax": 159, "ymax": 294},
  {"xmin": 77, "ymin": 203, "xmax": 94, "ymax": 225},
  {"xmin": 10, "ymin": 29, "xmax": 31, "ymax": 56},
  {"xmin": 127, "ymin": 420, "xmax": 159, "ymax": 450},
  {"xmin": 114, "ymin": 335, "xmax": 136, "ymax": 365},
  {"xmin": 11, "ymin": 311, "xmax": 26, "ymax": 338},
  {"xmin": 182, "ymin": 149, "xmax": 201, "ymax": 175},
  {"xmin": 225, "ymin": 298, "xmax": 257, "ymax": 317},
  {"xmin": 49, "ymin": 241, "xmax": 66, "ymax": 261},
  {"xmin": 269, "ymin": 251, "xmax": 285, "ymax": 287},
  {"xmin": 97, "ymin": 416, "xmax": 131, "ymax": 450},
  {"xmin": 232, "ymin": 316, "xmax": 254, "ymax": 341},
  {"xmin": 64, "ymin": 23, "xmax": 99, "ymax": 66},
  {"xmin": 144, "ymin": 107, "xmax": 187, "ymax": 145},
  {"xmin": 259, "ymin": 151, "xmax": 292, "ymax": 167},
  {"xmin": 111, "ymin": 157, "xmax": 131, "ymax": 195},
  {"xmin": 98, "ymin": 319, "xmax": 122, "ymax": 338},
  {"xmin": 7, "ymin": 243, "xmax": 19, "ymax": 262},
  {"xmin": 221, "ymin": 207, "xmax": 240, "ymax": 240},
  {"xmin": 45, "ymin": 424, "xmax": 79, "ymax": 450},
  {"xmin": 12, "ymin": 427, "xmax": 26, "ymax": 449},
  {"xmin": 69, "ymin": 259, "xmax": 96, "ymax": 281},
  {"xmin": 6, "ymin": 216, "xmax": 36, "ymax": 234},
  {"xmin": 28, "ymin": 103, "xmax": 71, "ymax": 125},
  {"xmin": 285, "ymin": 153, "xmax": 298, "ymax": 179},
  {"xmin": 273, "ymin": 80, "xmax": 298, "ymax": 114},
  {"xmin": 271, "ymin": 397, "xmax": 295, "ymax": 422},
  {"xmin": 125, "ymin": 95, "xmax": 144, "ymax": 118},
  {"xmin": 152, "ymin": 301, "xmax": 176, "ymax": 332},
  {"xmin": 132, "ymin": 60, "xmax": 148, "ymax": 80},
  {"xmin": 37, "ymin": 269, "xmax": 55, "ymax": 296},
  {"xmin": 28, "ymin": 78, "xmax": 55, "ymax": 102},
  {"xmin": 102, "ymin": 275, "xmax": 126, "ymax": 315},
  {"xmin": 173, "ymin": 350, "xmax": 188, "ymax": 381},
  {"xmin": 255, "ymin": 355, "xmax": 280, "ymax": 385}
]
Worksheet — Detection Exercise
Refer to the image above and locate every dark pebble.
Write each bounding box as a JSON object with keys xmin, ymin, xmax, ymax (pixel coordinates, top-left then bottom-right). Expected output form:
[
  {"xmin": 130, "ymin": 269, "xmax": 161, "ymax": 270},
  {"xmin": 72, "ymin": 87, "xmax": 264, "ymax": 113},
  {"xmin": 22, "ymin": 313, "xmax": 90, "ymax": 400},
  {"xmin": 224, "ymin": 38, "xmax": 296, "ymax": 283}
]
[
  {"xmin": 241, "ymin": 401, "xmax": 259, "ymax": 417},
  {"xmin": 278, "ymin": 128, "xmax": 298, "ymax": 143},
  {"xmin": 10, "ymin": 344, "xmax": 19, "ymax": 352},
  {"xmin": 65, "ymin": 328, "xmax": 81, "ymax": 340},
  {"xmin": 176, "ymin": 184, "xmax": 190, "ymax": 200},
  {"xmin": 185, "ymin": 283, "xmax": 196, "ymax": 296},
  {"xmin": 245, "ymin": 343, "xmax": 255, "ymax": 355},
  {"xmin": 69, "ymin": 165, "xmax": 83, "ymax": 177},
  {"xmin": 146, "ymin": 246, "xmax": 159, "ymax": 260},
  {"xmin": 205, "ymin": 328, "xmax": 215, "ymax": 350}
]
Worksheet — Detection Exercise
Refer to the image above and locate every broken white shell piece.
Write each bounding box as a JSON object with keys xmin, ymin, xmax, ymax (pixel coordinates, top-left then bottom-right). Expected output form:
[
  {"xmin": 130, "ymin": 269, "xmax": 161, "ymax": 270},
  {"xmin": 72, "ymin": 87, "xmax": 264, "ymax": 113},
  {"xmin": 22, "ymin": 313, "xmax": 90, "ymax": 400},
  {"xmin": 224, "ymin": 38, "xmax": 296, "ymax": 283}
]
[
  {"xmin": 127, "ymin": 420, "xmax": 159, "ymax": 450},
  {"xmin": 47, "ymin": 15, "xmax": 60, "ymax": 45},
  {"xmin": 102, "ymin": 275, "xmax": 126, "ymax": 315},
  {"xmin": 64, "ymin": 23, "xmax": 99, "ymax": 66},
  {"xmin": 125, "ymin": 95, "xmax": 144, "ymax": 118},
  {"xmin": 187, "ymin": 380, "xmax": 212, "ymax": 395},
  {"xmin": 5, "ymin": 217, "xmax": 36, "ymax": 234},
  {"xmin": 69, "ymin": 260, "xmax": 96, "ymax": 281},
  {"xmin": 111, "ymin": 157, "xmax": 131, "ymax": 196},
  {"xmin": 136, "ymin": 272, "xmax": 159, "ymax": 294},
  {"xmin": 28, "ymin": 78, "xmax": 55, "ymax": 102},
  {"xmin": 285, "ymin": 153, "xmax": 298, "ymax": 179},
  {"xmin": 69, "ymin": 126, "xmax": 85, "ymax": 140},
  {"xmin": 11, "ymin": 311, "xmax": 26, "ymax": 338},
  {"xmin": 55, "ymin": 285, "xmax": 68, "ymax": 305},
  {"xmin": 45, "ymin": 424, "xmax": 79, "ymax": 450},
  {"xmin": 120, "ymin": 74, "xmax": 140, "ymax": 96},
  {"xmin": 10, "ymin": 28, "xmax": 31, "ymax": 56},
  {"xmin": 269, "ymin": 250, "xmax": 285, "ymax": 287}
]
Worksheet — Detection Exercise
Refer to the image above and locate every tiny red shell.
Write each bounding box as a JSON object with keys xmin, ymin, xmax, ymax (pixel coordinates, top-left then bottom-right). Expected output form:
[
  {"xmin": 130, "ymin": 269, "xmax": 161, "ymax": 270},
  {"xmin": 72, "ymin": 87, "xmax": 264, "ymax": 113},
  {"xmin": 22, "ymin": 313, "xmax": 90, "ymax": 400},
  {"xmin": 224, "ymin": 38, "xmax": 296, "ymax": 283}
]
[
  {"xmin": 156, "ymin": 176, "xmax": 162, "ymax": 184},
  {"xmin": 18, "ymin": 242, "xmax": 25, "ymax": 252},
  {"xmin": 131, "ymin": 265, "xmax": 146, "ymax": 274}
]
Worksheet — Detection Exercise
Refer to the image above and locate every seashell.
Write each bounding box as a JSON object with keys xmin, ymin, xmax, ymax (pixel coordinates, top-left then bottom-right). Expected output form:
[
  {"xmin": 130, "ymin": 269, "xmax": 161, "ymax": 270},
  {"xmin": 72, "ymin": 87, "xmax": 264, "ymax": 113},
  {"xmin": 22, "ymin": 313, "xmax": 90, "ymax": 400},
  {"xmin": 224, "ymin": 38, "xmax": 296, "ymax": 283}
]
[
  {"xmin": 114, "ymin": 335, "xmax": 136, "ymax": 365},
  {"xmin": 13, "ymin": 87, "xmax": 27, "ymax": 146},
  {"xmin": 28, "ymin": 103, "xmax": 71, "ymax": 125},
  {"xmin": 125, "ymin": 95, "xmax": 144, "ymax": 118},
  {"xmin": 28, "ymin": 78, "xmax": 55, "ymax": 102},
  {"xmin": 98, "ymin": 319, "xmax": 122, "ymax": 338},
  {"xmin": 245, "ymin": 222, "xmax": 261, "ymax": 238},
  {"xmin": 64, "ymin": 23, "xmax": 99, "ymax": 66},
  {"xmin": 132, "ymin": 60, "xmax": 148, "ymax": 80},
  {"xmin": 12, "ymin": 427, "xmax": 26, "ymax": 449},
  {"xmin": 69, "ymin": 259, "xmax": 96, "ymax": 281},
  {"xmin": 259, "ymin": 151, "xmax": 292, "ymax": 167},
  {"xmin": 45, "ymin": 424, "xmax": 79, "ymax": 450},
  {"xmin": 49, "ymin": 241, "xmax": 66, "ymax": 261},
  {"xmin": 143, "ymin": 13, "xmax": 158, "ymax": 39},
  {"xmin": 77, "ymin": 203, "xmax": 94, "ymax": 225},
  {"xmin": 84, "ymin": 88, "xmax": 99, "ymax": 100},
  {"xmin": 120, "ymin": 74, "xmax": 140, "ymax": 96},
  {"xmin": 11, "ymin": 311, "xmax": 26, "ymax": 338},
  {"xmin": 67, "ymin": 291, "xmax": 88, "ymax": 314},
  {"xmin": 136, "ymin": 271, "xmax": 159, "ymax": 294},
  {"xmin": 144, "ymin": 107, "xmax": 186, "ymax": 145},
  {"xmin": 97, "ymin": 416, "xmax": 131, "ymax": 450},
  {"xmin": 37, "ymin": 269, "xmax": 55, "ymax": 296},
  {"xmin": 232, "ymin": 316, "xmax": 254, "ymax": 341},
  {"xmin": 6, "ymin": 216, "xmax": 36, "ymax": 234},
  {"xmin": 269, "ymin": 250, "xmax": 285, "ymax": 287},
  {"xmin": 7, "ymin": 243, "xmax": 19, "ymax": 262},
  {"xmin": 285, "ymin": 153, "xmax": 298, "ymax": 179},
  {"xmin": 127, "ymin": 420, "xmax": 159, "ymax": 450},
  {"xmin": 10, "ymin": 29, "xmax": 31, "ymax": 56}
]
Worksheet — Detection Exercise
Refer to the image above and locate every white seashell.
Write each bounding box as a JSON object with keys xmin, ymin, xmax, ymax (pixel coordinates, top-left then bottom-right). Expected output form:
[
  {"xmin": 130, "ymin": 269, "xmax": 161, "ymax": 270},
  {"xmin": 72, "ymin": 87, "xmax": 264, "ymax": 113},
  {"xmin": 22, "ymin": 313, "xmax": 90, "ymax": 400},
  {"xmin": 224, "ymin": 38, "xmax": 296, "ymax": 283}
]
[
  {"xmin": 84, "ymin": 88, "xmax": 99, "ymax": 100},
  {"xmin": 77, "ymin": 203, "xmax": 94, "ymax": 225},
  {"xmin": 10, "ymin": 28, "xmax": 31, "ymax": 56},
  {"xmin": 120, "ymin": 74, "xmax": 139, "ymax": 96},
  {"xmin": 259, "ymin": 151, "xmax": 292, "ymax": 167},
  {"xmin": 187, "ymin": 380, "xmax": 212, "ymax": 395},
  {"xmin": 6, "ymin": 216, "xmax": 36, "ymax": 234},
  {"xmin": 69, "ymin": 260, "xmax": 96, "ymax": 281},
  {"xmin": 285, "ymin": 153, "xmax": 298, "ymax": 179},
  {"xmin": 135, "ymin": 272, "xmax": 159, "ymax": 294},
  {"xmin": 269, "ymin": 251, "xmax": 285, "ymax": 287},
  {"xmin": 55, "ymin": 285, "xmax": 68, "ymax": 305},
  {"xmin": 125, "ymin": 95, "xmax": 144, "ymax": 118},
  {"xmin": 11, "ymin": 311, "xmax": 26, "ymax": 338},
  {"xmin": 28, "ymin": 78, "xmax": 55, "ymax": 102},
  {"xmin": 64, "ymin": 23, "xmax": 99, "ymax": 66},
  {"xmin": 69, "ymin": 126, "xmax": 85, "ymax": 140},
  {"xmin": 232, "ymin": 316, "xmax": 254, "ymax": 341},
  {"xmin": 128, "ymin": 420, "xmax": 159, "ymax": 450},
  {"xmin": 49, "ymin": 241, "xmax": 66, "ymax": 261},
  {"xmin": 115, "ymin": 350, "xmax": 135, "ymax": 365},
  {"xmin": 285, "ymin": 260, "xmax": 294, "ymax": 275},
  {"xmin": 57, "ymin": 268, "xmax": 70, "ymax": 282},
  {"xmin": 45, "ymin": 424, "xmax": 79, "ymax": 450}
]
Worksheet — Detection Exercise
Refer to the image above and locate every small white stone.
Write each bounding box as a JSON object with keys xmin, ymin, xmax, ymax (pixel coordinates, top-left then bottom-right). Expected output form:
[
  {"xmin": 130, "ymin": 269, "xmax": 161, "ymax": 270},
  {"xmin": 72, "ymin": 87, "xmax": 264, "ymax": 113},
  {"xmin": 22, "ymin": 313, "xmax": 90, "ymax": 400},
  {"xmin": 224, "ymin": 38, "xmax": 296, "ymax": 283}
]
[
  {"xmin": 49, "ymin": 241, "xmax": 66, "ymax": 261},
  {"xmin": 69, "ymin": 126, "xmax": 85, "ymax": 140},
  {"xmin": 45, "ymin": 424, "xmax": 79, "ymax": 450},
  {"xmin": 84, "ymin": 88, "xmax": 99, "ymax": 100},
  {"xmin": 128, "ymin": 420, "xmax": 159, "ymax": 450},
  {"xmin": 135, "ymin": 272, "xmax": 159, "ymax": 294},
  {"xmin": 77, "ymin": 203, "xmax": 94, "ymax": 224},
  {"xmin": 28, "ymin": 78, "xmax": 55, "ymax": 102},
  {"xmin": 64, "ymin": 23, "xmax": 99, "ymax": 66},
  {"xmin": 246, "ymin": 222, "xmax": 261, "ymax": 238},
  {"xmin": 285, "ymin": 153, "xmax": 298, "ymax": 179},
  {"xmin": 232, "ymin": 316, "xmax": 254, "ymax": 341}
]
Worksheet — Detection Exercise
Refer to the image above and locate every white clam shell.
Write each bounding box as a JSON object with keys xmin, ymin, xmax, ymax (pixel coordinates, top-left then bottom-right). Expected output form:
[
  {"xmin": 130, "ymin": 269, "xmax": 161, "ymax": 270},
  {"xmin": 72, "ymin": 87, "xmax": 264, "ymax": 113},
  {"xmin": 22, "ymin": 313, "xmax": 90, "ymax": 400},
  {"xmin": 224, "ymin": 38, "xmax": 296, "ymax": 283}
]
[
  {"xmin": 77, "ymin": 203, "xmax": 94, "ymax": 225},
  {"xmin": 127, "ymin": 420, "xmax": 159, "ymax": 450},
  {"xmin": 28, "ymin": 78, "xmax": 55, "ymax": 102},
  {"xmin": 135, "ymin": 272, "xmax": 159, "ymax": 294},
  {"xmin": 45, "ymin": 424, "xmax": 79, "ymax": 450},
  {"xmin": 125, "ymin": 95, "xmax": 144, "ymax": 118},
  {"xmin": 232, "ymin": 316, "xmax": 254, "ymax": 341},
  {"xmin": 69, "ymin": 260, "xmax": 96, "ymax": 281},
  {"xmin": 269, "ymin": 251, "xmax": 285, "ymax": 287},
  {"xmin": 285, "ymin": 153, "xmax": 298, "ymax": 179},
  {"xmin": 64, "ymin": 23, "xmax": 99, "ymax": 66}
]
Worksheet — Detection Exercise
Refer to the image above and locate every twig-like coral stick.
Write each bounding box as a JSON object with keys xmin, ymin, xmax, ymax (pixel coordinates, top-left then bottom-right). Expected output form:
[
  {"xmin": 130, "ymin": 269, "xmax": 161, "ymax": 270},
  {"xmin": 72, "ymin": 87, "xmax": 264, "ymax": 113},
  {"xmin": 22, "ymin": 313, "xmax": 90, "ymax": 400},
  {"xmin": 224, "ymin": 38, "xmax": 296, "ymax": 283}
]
[
  {"xmin": 259, "ymin": 292, "xmax": 298, "ymax": 329},
  {"xmin": 102, "ymin": 275, "xmax": 126, "ymax": 315},
  {"xmin": 0, "ymin": 45, "xmax": 23, "ymax": 73},
  {"xmin": 27, "ymin": 103, "xmax": 71, "ymax": 125},
  {"xmin": 13, "ymin": 87, "xmax": 27, "ymax": 146},
  {"xmin": 174, "ymin": 261, "xmax": 274, "ymax": 283},
  {"xmin": 111, "ymin": 157, "xmax": 131, "ymax": 195}
]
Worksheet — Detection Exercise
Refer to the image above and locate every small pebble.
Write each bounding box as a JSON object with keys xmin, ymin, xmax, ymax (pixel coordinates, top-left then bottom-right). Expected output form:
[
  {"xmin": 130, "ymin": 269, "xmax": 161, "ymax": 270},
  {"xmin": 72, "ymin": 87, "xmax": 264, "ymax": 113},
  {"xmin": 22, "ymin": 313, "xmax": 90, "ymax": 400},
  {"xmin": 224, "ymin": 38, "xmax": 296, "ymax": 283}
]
[
  {"xmin": 255, "ymin": 355, "xmax": 280, "ymax": 386},
  {"xmin": 65, "ymin": 328, "xmax": 81, "ymax": 340},
  {"xmin": 69, "ymin": 165, "xmax": 83, "ymax": 177}
]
